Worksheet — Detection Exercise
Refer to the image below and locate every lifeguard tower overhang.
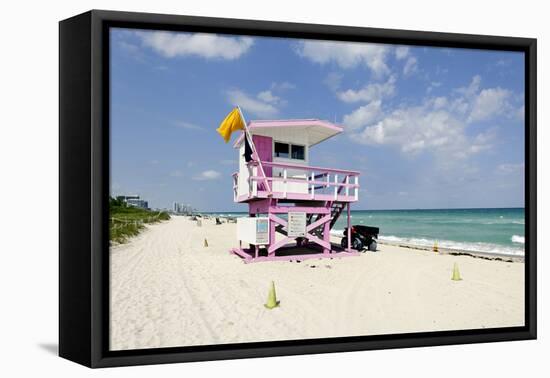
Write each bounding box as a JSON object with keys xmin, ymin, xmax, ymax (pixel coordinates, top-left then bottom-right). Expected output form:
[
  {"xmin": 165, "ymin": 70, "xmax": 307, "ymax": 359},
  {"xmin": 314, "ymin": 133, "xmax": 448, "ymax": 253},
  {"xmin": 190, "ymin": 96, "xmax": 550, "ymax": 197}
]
[
  {"xmin": 230, "ymin": 118, "xmax": 361, "ymax": 263},
  {"xmin": 233, "ymin": 119, "xmax": 343, "ymax": 148}
]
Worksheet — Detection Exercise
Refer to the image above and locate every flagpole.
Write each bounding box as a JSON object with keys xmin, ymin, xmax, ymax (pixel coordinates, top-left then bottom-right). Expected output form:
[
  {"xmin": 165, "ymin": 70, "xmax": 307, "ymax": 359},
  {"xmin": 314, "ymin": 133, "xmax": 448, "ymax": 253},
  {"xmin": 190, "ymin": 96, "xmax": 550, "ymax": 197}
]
[{"xmin": 237, "ymin": 106, "xmax": 272, "ymax": 194}]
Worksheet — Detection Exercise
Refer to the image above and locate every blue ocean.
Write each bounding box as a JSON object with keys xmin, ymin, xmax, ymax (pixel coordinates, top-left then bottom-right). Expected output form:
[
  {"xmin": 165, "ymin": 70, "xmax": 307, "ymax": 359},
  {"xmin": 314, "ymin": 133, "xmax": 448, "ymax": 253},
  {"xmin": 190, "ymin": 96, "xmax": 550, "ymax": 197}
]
[{"xmin": 209, "ymin": 208, "xmax": 525, "ymax": 257}]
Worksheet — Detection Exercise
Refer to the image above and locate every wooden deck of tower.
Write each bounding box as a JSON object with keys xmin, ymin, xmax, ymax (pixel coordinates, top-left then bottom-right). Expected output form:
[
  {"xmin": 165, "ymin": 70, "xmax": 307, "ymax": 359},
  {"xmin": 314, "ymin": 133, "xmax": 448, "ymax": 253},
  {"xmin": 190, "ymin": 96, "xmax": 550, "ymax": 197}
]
[{"xmin": 231, "ymin": 119, "xmax": 361, "ymax": 262}]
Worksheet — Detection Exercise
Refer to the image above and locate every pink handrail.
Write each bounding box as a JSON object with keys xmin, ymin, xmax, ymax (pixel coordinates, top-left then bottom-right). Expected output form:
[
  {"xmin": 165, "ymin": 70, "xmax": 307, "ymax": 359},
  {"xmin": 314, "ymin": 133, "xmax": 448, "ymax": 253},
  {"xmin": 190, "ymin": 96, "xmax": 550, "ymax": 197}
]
[
  {"xmin": 249, "ymin": 176, "xmax": 359, "ymax": 188},
  {"xmin": 248, "ymin": 160, "xmax": 360, "ymax": 176}
]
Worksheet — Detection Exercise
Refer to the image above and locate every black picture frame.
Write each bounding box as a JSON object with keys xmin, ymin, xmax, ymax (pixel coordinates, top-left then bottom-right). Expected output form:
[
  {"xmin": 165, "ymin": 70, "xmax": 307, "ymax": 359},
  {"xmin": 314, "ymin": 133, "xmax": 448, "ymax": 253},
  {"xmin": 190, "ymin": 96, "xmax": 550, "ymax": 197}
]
[{"xmin": 59, "ymin": 9, "xmax": 537, "ymax": 368}]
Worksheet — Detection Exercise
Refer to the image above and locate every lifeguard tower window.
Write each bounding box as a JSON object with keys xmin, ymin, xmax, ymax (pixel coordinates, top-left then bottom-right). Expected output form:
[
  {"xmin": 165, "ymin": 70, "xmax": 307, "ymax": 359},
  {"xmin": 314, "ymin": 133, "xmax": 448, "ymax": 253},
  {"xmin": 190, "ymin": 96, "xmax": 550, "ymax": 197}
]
[
  {"xmin": 274, "ymin": 142, "xmax": 290, "ymax": 158},
  {"xmin": 291, "ymin": 145, "xmax": 305, "ymax": 160},
  {"xmin": 274, "ymin": 142, "xmax": 305, "ymax": 160}
]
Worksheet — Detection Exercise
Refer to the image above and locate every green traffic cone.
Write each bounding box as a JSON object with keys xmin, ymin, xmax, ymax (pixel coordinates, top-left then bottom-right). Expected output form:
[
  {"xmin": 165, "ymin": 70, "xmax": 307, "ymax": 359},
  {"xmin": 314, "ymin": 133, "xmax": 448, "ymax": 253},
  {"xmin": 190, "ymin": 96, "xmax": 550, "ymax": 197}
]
[
  {"xmin": 451, "ymin": 262, "xmax": 462, "ymax": 281},
  {"xmin": 264, "ymin": 281, "xmax": 280, "ymax": 309}
]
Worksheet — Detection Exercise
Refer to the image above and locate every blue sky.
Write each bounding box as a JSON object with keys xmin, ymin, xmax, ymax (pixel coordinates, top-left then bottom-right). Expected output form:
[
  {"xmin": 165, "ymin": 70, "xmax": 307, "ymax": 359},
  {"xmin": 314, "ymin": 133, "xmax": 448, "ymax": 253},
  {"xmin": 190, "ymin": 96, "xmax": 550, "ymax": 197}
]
[{"xmin": 110, "ymin": 28, "xmax": 525, "ymax": 211}]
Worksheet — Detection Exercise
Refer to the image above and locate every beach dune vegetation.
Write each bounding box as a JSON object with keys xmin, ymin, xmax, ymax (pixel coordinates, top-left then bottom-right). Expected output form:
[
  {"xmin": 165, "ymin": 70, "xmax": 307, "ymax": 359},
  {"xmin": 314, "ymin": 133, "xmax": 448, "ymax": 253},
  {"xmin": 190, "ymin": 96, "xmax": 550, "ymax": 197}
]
[{"xmin": 110, "ymin": 197, "xmax": 170, "ymax": 244}]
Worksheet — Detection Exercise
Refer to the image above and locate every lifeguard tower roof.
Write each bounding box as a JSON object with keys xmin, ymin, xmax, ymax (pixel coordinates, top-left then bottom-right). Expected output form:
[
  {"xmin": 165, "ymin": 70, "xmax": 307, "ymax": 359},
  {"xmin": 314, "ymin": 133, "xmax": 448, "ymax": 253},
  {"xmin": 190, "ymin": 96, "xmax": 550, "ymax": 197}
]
[{"xmin": 234, "ymin": 119, "xmax": 343, "ymax": 148}]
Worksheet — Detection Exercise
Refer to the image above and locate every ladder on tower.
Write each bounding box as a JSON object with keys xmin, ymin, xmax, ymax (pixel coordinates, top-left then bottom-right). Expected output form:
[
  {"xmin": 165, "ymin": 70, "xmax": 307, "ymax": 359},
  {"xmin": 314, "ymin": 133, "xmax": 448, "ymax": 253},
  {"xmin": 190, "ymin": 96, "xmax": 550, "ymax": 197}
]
[
  {"xmin": 307, "ymin": 201, "xmax": 346, "ymax": 238},
  {"xmin": 329, "ymin": 202, "xmax": 346, "ymax": 229},
  {"xmin": 277, "ymin": 175, "xmax": 351, "ymax": 239},
  {"xmin": 328, "ymin": 174, "xmax": 350, "ymax": 229}
]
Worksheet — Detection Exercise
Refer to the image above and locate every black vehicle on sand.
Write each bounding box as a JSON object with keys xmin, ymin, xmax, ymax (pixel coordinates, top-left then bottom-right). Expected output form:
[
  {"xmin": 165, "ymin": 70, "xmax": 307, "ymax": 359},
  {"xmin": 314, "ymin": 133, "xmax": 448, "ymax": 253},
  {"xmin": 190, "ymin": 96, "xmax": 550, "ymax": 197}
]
[{"xmin": 341, "ymin": 225, "xmax": 379, "ymax": 251}]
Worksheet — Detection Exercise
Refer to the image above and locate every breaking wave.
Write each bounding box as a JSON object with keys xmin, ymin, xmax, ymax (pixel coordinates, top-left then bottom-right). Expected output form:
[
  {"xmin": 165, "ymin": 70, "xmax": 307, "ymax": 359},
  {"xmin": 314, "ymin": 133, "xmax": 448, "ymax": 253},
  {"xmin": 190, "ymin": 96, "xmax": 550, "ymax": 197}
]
[
  {"xmin": 378, "ymin": 235, "xmax": 524, "ymax": 257},
  {"xmin": 330, "ymin": 230, "xmax": 524, "ymax": 256},
  {"xmin": 511, "ymin": 235, "xmax": 525, "ymax": 244}
]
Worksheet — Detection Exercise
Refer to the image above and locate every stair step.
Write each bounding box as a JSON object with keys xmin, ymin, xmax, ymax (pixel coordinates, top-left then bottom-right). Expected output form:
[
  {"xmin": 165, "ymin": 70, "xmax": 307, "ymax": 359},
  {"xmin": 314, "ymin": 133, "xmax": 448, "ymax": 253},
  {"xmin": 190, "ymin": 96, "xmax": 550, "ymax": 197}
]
[{"xmin": 329, "ymin": 202, "xmax": 347, "ymax": 229}]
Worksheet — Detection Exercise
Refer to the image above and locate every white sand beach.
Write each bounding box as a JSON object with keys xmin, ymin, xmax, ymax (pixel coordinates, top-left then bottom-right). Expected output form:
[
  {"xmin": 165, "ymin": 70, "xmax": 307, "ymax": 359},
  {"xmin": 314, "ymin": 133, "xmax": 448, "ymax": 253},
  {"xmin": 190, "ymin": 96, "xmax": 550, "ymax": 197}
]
[{"xmin": 110, "ymin": 216, "xmax": 525, "ymax": 351}]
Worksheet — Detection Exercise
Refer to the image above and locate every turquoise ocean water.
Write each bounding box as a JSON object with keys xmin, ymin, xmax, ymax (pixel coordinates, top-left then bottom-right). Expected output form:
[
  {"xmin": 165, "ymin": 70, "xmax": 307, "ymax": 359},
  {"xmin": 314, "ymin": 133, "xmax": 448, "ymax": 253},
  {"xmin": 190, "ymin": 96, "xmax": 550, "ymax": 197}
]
[{"xmin": 208, "ymin": 208, "xmax": 525, "ymax": 256}]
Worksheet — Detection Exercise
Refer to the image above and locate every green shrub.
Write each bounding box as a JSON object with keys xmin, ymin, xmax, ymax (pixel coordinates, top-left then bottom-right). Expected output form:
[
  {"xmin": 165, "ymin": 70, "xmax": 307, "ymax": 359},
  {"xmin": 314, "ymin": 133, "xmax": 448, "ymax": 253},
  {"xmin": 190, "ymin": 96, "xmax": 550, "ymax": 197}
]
[{"xmin": 109, "ymin": 197, "xmax": 170, "ymax": 244}]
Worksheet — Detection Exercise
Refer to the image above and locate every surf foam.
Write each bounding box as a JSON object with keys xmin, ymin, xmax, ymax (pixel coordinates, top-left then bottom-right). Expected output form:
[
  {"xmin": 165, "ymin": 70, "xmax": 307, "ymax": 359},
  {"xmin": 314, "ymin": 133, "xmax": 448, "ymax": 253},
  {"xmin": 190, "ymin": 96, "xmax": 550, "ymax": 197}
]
[{"xmin": 378, "ymin": 235, "xmax": 524, "ymax": 256}]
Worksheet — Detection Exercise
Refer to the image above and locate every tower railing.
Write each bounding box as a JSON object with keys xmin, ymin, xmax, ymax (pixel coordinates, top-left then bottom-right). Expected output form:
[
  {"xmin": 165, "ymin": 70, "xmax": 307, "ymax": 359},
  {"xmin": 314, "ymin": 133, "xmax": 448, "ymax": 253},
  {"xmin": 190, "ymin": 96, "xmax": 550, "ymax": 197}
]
[{"xmin": 234, "ymin": 160, "xmax": 360, "ymax": 202}]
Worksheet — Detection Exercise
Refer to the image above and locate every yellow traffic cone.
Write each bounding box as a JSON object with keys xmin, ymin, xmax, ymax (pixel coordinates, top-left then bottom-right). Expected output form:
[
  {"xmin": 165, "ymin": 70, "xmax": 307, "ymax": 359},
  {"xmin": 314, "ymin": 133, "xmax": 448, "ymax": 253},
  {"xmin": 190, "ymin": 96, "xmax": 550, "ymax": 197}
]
[
  {"xmin": 264, "ymin": 281, "xmax": 280, "ymax": 309},
  {"xmin": 451, "ymin": 262, "xmax": 462, "ymax": 281},
  {"xmin": 433, "ymin": 240, "xmax": 439, "ymax": 253},
  {"xmin": 204, "ymin": 238, "xmax": 208, "ymax": 247}
]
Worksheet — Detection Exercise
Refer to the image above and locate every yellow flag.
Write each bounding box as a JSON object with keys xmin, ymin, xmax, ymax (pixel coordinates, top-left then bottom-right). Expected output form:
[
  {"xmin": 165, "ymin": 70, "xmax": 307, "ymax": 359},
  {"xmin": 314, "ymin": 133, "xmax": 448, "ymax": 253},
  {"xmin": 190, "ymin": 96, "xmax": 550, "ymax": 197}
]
[{"xmin": 217, "ymin": 107, "xmax": 245, "ymax": 143}]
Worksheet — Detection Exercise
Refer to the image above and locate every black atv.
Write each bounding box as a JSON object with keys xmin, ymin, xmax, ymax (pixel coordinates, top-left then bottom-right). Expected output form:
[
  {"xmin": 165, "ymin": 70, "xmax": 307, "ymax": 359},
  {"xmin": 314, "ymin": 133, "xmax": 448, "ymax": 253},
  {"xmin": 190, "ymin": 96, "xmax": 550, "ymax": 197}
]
[{"xmin": 341, "ymin": 225, "xmax": 379, "ymax": 252}]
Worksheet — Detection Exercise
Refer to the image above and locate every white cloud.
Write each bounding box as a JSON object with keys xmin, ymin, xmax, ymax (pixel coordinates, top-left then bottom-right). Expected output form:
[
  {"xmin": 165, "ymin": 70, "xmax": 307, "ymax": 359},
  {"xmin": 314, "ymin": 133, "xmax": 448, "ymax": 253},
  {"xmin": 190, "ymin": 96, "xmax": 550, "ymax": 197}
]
[
  {"xmin": 356, "ymin": 105, "xmax": 465, "ymax": 156},
  {"xmin": 138, "ymin": 31, "xmax": 253, "ymax": 60},
  {"xmin": 337, "ymin": 75, "xmax": 396, "ymax": 103},
  {"xmin": 341, "ymin": 76, "xmax": 513, "ymax": 164},
  {"xmin": 403, "ymin": 56, "xmax": 418, "ymax": 76},
  {"xmin": 257, "ymin": 90, "xmax": 281, "ymax": 104},
  {"xmin": 193, "ymin": 170, "xmax": 221, "ymax": 181},
  {"xmin": 497, "ymin": 163, "xmax": 524, "ymax": 175},
  {"xmin": 449, "ymin": 96, "xmax": 470, "ymax": 116},
  {"xmin": 342, "ymin": 101, "xmax": 383, "ymax": 131},
  {"xmin": 324, "ymin": 72, "xmax": 343, "ymax": 91},
  {"xmin": 226, "ymin": 89, "xmax": 279, "ymax": 118},
  {"xmin": 516, "ymin": 105, "xmax": 525, "ymax": 120},
  {"xmin": 469, "ymin": 128, "xmax": 497, "ymax": 155},
  {"xmin": 395, "ymin": 46, "xmax": 418, "ymax": 76},
  {"xmin": 429, "ymin": 96, "xmax": 448, "ymax": 110},
  {"xmin": 118, "ymin": 40, "xmax": 140, "ymax": 55},
  {"xmin": 169, "ymin": 170, "xmax": 184, "ymax": 177},
  {"xmin": 226, "ymin": 82, "xmax": 292, "ymax": 118},
  {"xmin": 115, "ymin": 35, "xmax": 146, "ymax": 62},
  {"xmin": 426, "ymin": 81, "xmax": 442, "ymax": 94},
  {"xmin": 354, "ymin": 103, "xmax": 496, "ymax": 165},
  {"xmin": 395, "ymin": 46, "xmax": 410, "ymax": 60},
  {"xmin": 270, "ymin": 81, "xmax": 296, "ymax": 91},
  {"xmin": 468, "ymin": 87, "xmax": 511, "ymax": 123},
  {"xmin": 456, "ymin": 75, "xmax": 481, "ymax": 97},
  {"xmin": 450, "ymin": 75, "xmax": 521, "ymax": 123},
  {"xmin": 173, "ymin": 121, "xmax": 203, "ymax": 131},
  {"xmin": 496, "ymin": 59, "xmax": 511, "ymax": 67},
  {"xmin": 295, "ymin": 40, "xmax": 391, "ymax": 77}
]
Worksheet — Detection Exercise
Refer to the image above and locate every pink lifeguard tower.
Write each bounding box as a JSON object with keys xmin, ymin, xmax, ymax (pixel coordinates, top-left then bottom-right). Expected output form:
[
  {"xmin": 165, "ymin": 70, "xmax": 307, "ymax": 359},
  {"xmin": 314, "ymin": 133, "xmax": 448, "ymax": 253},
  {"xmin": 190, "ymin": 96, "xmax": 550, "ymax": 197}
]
[{"xmin": 231, "ymin": 119, "xmax": 361, "ymax": 263}]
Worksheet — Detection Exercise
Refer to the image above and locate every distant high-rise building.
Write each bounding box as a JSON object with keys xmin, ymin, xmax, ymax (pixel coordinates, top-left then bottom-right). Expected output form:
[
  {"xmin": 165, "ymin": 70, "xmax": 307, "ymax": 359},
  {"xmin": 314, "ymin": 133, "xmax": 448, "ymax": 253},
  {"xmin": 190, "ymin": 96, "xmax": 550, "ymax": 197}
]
[
  {"xmin": 173, "ymin": 202, "xmax": 192, "ymax": 214},
  {"xmin": 117, "ymin": 195, "xmax": 149, "ymax": 210}
]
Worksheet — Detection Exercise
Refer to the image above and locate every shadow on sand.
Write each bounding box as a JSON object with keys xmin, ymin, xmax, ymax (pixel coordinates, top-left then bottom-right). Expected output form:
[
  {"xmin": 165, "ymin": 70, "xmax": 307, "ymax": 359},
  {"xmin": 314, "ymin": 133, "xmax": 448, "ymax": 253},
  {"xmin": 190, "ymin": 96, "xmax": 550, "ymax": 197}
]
[{"xmin": 37, "ymin": 343, "xmax": 58, "ymax": 356}]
